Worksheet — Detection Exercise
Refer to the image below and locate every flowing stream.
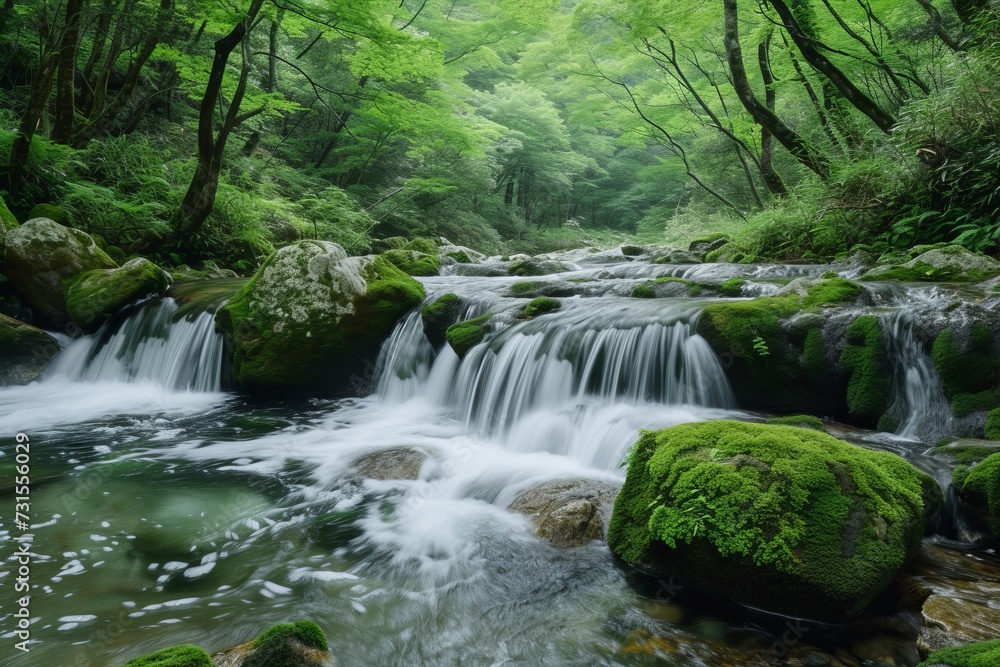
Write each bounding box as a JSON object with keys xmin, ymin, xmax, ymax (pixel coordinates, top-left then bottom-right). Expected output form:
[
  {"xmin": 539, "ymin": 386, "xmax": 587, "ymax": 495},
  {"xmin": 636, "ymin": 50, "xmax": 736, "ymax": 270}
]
[{"xmin": 0, "ymin": 255, "xmax": 997, "ymax": 667}]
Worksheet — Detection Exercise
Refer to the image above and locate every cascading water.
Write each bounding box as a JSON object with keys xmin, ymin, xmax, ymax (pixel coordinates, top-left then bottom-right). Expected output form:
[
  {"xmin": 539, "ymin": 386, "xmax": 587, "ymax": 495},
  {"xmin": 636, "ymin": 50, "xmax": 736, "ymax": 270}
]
[
  {"xmin": 3, "ymin": 259, "xmax": 996, "ymax": 667},
  {"xmin": 45, "ymin": 298, "xmax": 226, "ymax": 392},
  {"xmin": 877, "ymin": 291, "xmax": 954, "ymax": 443}
]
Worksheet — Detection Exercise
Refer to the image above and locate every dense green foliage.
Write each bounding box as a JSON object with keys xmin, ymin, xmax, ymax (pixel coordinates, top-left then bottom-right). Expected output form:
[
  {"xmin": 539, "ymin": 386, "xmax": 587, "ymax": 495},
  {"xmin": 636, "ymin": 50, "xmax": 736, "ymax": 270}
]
[
  {"xmin": 1, "ymin": 0, "xmax": 996, "ymax": 265},
  {"xmin": 608, "ymin": 421, "xmax": 939, "ymax": 620}
]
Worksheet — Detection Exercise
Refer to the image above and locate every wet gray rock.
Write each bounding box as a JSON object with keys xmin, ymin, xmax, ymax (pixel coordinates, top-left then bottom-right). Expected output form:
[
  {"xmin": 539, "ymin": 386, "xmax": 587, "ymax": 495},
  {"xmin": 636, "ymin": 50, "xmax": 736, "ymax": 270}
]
[
  {"xmin": 351, "ymin": 447, "xmax": 427, "ymax": 480},
  {"xmin": 510, "ymin": 479, "xmax": 620, "ymax": 547},
  {"xmin": 0, "ymin": 314, "xmax": 61, "ymax": 385}
]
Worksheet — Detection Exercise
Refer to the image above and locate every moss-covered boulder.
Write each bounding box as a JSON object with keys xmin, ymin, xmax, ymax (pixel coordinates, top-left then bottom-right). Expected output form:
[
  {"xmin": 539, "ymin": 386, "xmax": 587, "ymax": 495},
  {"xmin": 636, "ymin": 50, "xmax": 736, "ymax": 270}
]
[
  {"xmin": 695, "ymin": 277, "xmax": 862, "ymax": 415},
  {"xmin": 954, "ymin": 453, "xmax": 1000, "ymax": 539},
  {"xmin": 235, "ymin": 620, "xmax": 329, "ymax": 667},
  {"xmin": 27, "ymin": 203, "xmax": 72, "ymax": 226},
  {"xmin": 4, "ymin": 218, "xmax": 117, "ymax": 325},
  {"xmin": 766, "ymin": 414, "xmax": 825, "ymax": 431},
  {"xmin": 381, "ymin": 248, "xmax": 440, "ymax": 277},
  {"xmin": 124, "ymin": 644, "xmax": 213, "ymax": 667},
  {"xmin": 839, "ymin": 316, "xmax": 893, "ymax": 427},
  {"xmin": 0, "ymin": 313, "xmax": 61, "ymax": 385},
  {"xmin": 64, "ymin": 258, "xmax": 170, "ymax": 332},
  {"xmin": 215, "ymin": 241, "xmax": 424, "ymax": 395},
  {"xmin": 688, "ymin": 234, "xmax": 729, "ymax": 259},
  {"xmin": 862, "ymin": 245, "xmax": 1000, "ymax": 283},
  {"xmin": 445, "ymin": 313, "xmax": 493, "ymax": 358},
  {"xmin": 608, "ymin": 421, "xmax": 941, "ymax": 622},
  {"xmin": 420, "ymin": 293, "xmax": 463, "ymax": 348},
  {"xmin": 518, "ymin": 297, "xmax": 561, "ymax": 318},
  {"xmin": 917, "ymin": 640, "xmax": 1000, "ymax": 667}
]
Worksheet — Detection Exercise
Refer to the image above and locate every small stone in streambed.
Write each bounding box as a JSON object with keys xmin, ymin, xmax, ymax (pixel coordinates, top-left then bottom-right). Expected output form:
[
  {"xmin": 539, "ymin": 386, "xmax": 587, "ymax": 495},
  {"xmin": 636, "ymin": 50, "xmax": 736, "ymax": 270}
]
[
  {"xmin": 509, "ymin": 479, "xmax": 620, "ymax": 547},
  {"xmin": 351, "ymin": 447, "xmax": 426, "ymax": 480}
]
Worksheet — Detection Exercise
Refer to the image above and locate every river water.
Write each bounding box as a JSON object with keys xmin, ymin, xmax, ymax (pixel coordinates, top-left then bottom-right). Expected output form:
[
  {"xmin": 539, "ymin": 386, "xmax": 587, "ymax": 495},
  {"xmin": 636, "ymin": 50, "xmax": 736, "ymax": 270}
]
[{"xmin": 0, "ymin": 254, "xmax": 997, "ymax": 666}]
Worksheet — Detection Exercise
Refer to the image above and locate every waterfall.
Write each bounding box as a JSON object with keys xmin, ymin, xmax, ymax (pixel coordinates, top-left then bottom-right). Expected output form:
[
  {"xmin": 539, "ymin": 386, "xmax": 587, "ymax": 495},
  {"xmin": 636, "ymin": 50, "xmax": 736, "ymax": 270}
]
[
  {"xmin": 377, "ymin": 299, "xmax": 735, "ymax": 435},
  {"xmin": 883, "ymin": 309, "xmax": 953, "ymax": 442},
  {"xmin": 45, "ymin": 298, "xmax": 226, "ymax": 392}
]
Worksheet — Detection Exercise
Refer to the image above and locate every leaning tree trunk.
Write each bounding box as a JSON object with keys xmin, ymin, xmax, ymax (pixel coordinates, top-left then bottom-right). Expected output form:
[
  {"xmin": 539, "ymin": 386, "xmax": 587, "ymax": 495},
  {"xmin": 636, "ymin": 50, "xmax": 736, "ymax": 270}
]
[
  {"xmin": 6, "ymin": 53, "xmax": 59, "ymax": 199},
  {"xmin": 767, "ymin": 0, "xmax": 896, "ymax": 133},
  {"xmin": 723, "ymin": 0, "xmax": 830, "ymax": 178},
  {"xmin": 175, "ymin": 0, "xmax": 266, "ymax": 241}
]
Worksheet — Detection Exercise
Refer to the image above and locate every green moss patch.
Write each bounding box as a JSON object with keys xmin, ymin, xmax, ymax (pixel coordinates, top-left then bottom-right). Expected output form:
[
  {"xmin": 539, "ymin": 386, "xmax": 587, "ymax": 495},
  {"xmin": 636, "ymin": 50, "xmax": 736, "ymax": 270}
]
[
  {"xmin": 952, "ymin": 389, "xmax": 1000, "ymax": 418},
  {"xmin": 124, "ymin": 645, "xmax": 213, "ymax": 667},
  {"xmin": 986, "ymin": 408, "xmax": 1000, "ymax": 440},
  {"xmin": 631, "ymin": 283, "xmax": 655, "ymax": 298},
  {"xmin": 252, "ymin": 619, "xmax": 328, "ymax": 652},
  {"xmin": 28, "ymin": 203, "xmax": 72, "ymax": 226},
  {"xmin": 446, "ymin": 313, "xmax": 493, "ymax": 358},
  {"xmin": 519, "ymin": 297, "xmax": 561, "ymax": 318},
  {"xmin": 719, "ymin": 278, "xmax": 745, "ymax": 297},
  {"xmin": 608, "ymin": 420, "xmax": 940, "ymax": 621},
  {"xmin": 917, "ymin": 639, "xmax": 1000, "ymax": 667},
  {"xmin": 839, "ymin": 316, "xmax": 892, "ymax": 426},
  {"xmin": 381, "ymin": 248, "xmax": 440, "ymax": 277},
  {"xmin": 0, "ymin": 194, "xmax": 17, "ymax": 231},
  {"xmin": 955, "ymin": 453, "xmax": 1000, "ymax": 538},
  {"xmin": 766, "ymin": 415, "xmax": 825, "ymax": 431},
  {"xmin": 932, "ymin": 325, "xmax": 998, "ymax": 398}
]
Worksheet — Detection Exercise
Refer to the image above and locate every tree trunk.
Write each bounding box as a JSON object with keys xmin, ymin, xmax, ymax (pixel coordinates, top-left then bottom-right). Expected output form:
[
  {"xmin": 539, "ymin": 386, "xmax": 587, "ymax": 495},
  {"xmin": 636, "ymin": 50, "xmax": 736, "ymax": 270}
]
[
  {"xmin": 314, "ymin": 76, "xmax": 368, "ymax": 168},
  {"xmin": 73, "ymin": 0, "xmax": 173, "ymax": 148},
  {"xmin": 6, "ymin": 53, "xmax": 59, "ymax": 199},
  {"xmin": 951, "ymin": 0, "xmax": 990, "ymax": 24},
  {"xmin": 267, "ymin": 18, "xmax": 280, "ymax": 91},
  {"xmin": 767, "ymin": 0, "xmax": 896, "ymax": 132},
  {"xmin": 175, "ymin": 0, "xmax": 266, "ymax": 241},
  {"xmin": 757, "ymin": 37, "xmax": 788, "ymax": 196},
  {"xmin": 52, "ymin": 0, "xmax": 83, "ymax": 144},
  {"xmin": 724, "ymin": 0, "xmax": 830, "ymax": 178},
  {"xmin": 914, "ymin": 0, "xmax": 965, "ymax": 50},
  {"xmin": 504, "ymin": 180, "xmax": 514, "ymax": 206}
]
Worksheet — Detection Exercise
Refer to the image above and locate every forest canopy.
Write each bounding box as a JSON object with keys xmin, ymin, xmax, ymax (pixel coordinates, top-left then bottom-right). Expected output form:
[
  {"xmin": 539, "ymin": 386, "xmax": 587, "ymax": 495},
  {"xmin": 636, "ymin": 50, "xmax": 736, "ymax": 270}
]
[{"xmin": 1, "ymin": 0, "xmax": 998, "ymax": 269}]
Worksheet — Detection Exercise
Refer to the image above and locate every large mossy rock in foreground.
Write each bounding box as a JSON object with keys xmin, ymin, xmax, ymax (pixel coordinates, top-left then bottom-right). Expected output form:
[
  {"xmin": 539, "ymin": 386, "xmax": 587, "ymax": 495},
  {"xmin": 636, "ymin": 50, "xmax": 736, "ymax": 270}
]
[
  {"xmin": 4, "ymin": 217, "xmax": 117, "ymax": 325},
  {"xmin": 65, "ymin": 258, "xmax": 170, "ymax": 332},
  {"xmin": 216, "ymin": 241, "xmax": 424, "ymax": 394},
  {"xmin": 608, "ymin": 421, "xmax": 941, "ymax": 622},
  {"xmin": 214, "ymin": 620, "xmax": 331, "ymax": 667},
  {"xmin": 0, "ymin": 314, "xmax": 61, "ymax": 385}
]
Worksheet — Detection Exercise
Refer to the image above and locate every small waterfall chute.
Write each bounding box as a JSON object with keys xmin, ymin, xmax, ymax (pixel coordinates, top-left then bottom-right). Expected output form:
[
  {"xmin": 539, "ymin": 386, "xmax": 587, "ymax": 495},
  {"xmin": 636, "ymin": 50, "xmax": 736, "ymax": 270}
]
[{"xmin": 44, "ymin": 298, "xmax": 227, "ymax": 392}]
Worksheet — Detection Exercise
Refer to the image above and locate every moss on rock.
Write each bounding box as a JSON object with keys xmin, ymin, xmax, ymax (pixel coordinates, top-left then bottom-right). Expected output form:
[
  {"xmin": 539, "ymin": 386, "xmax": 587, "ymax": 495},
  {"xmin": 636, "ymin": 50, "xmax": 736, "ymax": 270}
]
[
  {"xmin": 519, "ymin": 297, "xmax": 561, "ymax": 318},
  {"xmin": 608, "ymin": 420, "xmax": 941, "ymax": 622},
  {"xmin": 124, "ymin": 645, "xmax": 213, "ymax": 667},
  {"xmin": 3, "ymin": 218, "xmax": 118, "ymax": 325},
  {"xmin": 986, "ymin": 408, "xmax": 1000, "ymax": 440},
  {"xmin": 862, "ymin": 245, "xmax": 1000, "ymax": 283},
  {"xmin": 421, "ymin": 293, "xmax": 462, "ymax": 348},
  {"xmin": 0, "ymin": 313, "xmax": 61, "ymax": 385},
  {"xmin": 954, "ymin": 453, "xmax": 1000, "ymax": 538},
  {"xmin": 0, "ymin": 194, "xmax": 17, "ymax": 232},
  {"xmin": 216, "ymin": 241, "xmax": 425, "ymax": 394},
  {"xmin": 952, "ymin": 389, "xmax": 1000, "ymax": 418},
  {"xmin": 631, "ymin": 283, "xmax": 655, "ymax": 299},
  {"xmin": 932, "ymin": 325, "xmax": 998, "ymax": 398},
  {"xmin": 839, "ymin": 316, "xmax": 892, "ymax": 427},
  {"xmin": 766, "ymin": 414, "xmax": 825, "ymax": 431},
  {"xmin": 27, "ymin": 203, "xmax": 72, "ymax": 226},
  {"xmin": 719, "ymin": 278, "xmax": 745, "ymax": 297},
  {"xmin": 445, "ymin": 313, "xmax": 492, "ymax": 358},
  {"xmin": 240, "ymin": 620, "xmax": 328, "ymax": 667},
  {"xmin": 917, "ymin": 639, "xmax": 1000, "ymax": 667},
  {"xmin": 64, "ymin": 257, "xmax": 170, "ymax": 332},
  {"xmin": 381, "ymin": 248, "xmax": 440, "ymax": 277}
]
